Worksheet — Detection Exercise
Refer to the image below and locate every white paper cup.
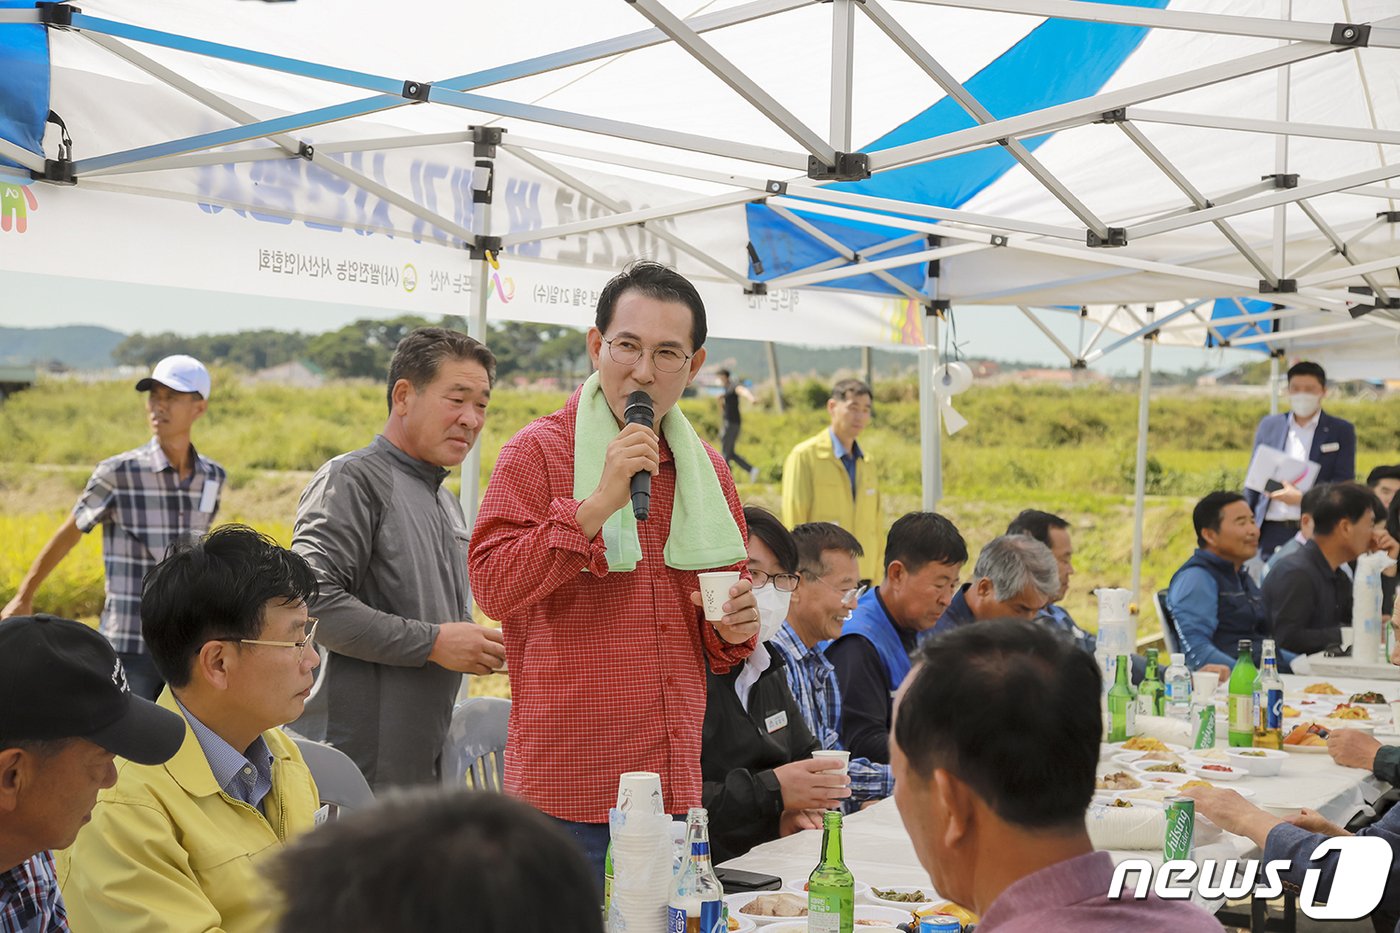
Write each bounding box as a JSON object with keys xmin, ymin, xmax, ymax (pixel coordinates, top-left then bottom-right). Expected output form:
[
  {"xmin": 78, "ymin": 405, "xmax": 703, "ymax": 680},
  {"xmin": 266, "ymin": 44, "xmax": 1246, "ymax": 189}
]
[
  {"xmin": 616, "ymin": 771, "xmax": 664, "ymax": 816},
  {"xmin": 1389, "ymin": 701, "xmax": 1400, "ymax": 727},
  {"xmin": 698, "ymin": 571, "xmax": 740, "ymax": 622},
  {"xmin": 812, "ymin": 749, "xmax": 851, "ymax": 775},
  {"xmin": 1192, "ymin": 671, "xmax": 1219, "ymax": 699}
]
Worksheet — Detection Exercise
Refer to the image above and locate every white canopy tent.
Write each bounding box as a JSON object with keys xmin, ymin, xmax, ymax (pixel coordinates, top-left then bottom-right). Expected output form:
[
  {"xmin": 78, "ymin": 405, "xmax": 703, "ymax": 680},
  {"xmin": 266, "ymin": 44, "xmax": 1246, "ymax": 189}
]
[{"xmin": 4, "ymin": 0, "xmax": 1400, "ymax": 604}]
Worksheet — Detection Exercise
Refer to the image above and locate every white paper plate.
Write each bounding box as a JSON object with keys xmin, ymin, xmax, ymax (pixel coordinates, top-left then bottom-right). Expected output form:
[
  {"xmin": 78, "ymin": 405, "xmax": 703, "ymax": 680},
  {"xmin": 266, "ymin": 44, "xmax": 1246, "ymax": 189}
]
[
  {"xmin": 1282, "ymin": 742, "xmax": 1332, "ymax": 754},
  {"xmin": 864, "ymin": 885, "xmax": 936, "ymax": 912}
]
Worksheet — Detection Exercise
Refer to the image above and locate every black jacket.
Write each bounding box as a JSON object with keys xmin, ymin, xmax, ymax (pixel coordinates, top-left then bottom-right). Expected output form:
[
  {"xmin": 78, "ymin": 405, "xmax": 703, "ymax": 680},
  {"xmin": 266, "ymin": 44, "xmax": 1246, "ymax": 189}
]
[
  {"xmin": 701, "ymin": 649, "xmax": 819, "ymax": 862},
  {"xmin": 1262, "ymin": 540, "xmax": 1353, "ymax": 655}
]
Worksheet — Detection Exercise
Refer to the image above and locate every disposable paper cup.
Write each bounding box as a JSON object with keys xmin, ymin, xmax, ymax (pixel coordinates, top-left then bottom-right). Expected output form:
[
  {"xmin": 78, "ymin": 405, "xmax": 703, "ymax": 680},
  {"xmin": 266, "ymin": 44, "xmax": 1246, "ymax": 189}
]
[
  {"xmin": 1389, "ymin": 700, "xmax": 1400, "ymax": 727},
  {"xmin": 1192, "ymin": 671, "xmax": 1219, "ymax": 699},
  {"xmin": 616, "ymin": 771, "xmax": 664, "ymax": 816},
  {"xmin": 698, "ymin": 571, "xmax": 740, "ymax": 622},
  {"xmin": 812, "ymin": 749, "xmax": 851, "ymax": 775}
]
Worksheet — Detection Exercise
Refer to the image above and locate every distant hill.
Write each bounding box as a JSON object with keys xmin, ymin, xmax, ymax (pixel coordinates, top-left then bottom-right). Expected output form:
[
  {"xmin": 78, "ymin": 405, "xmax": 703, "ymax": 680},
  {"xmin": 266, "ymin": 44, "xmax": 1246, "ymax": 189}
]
[{"xmin": 0, "ymin": 326, "xmax": 125, "ymax": 369}]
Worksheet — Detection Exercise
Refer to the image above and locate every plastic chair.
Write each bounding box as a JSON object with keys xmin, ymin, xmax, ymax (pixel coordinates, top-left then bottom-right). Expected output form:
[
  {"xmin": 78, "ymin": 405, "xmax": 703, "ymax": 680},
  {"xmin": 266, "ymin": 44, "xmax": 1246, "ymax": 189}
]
[
  {"xmin": 292, "ymin": 737, "xmax": 374, "ymax": 812},
  {"xmin": 1154, "ymin": 588, "xmax": 1181, "ymax": 657},
  {"xmin": 440, "ymin": 696, "xmax": 510, "ymax": 791}
]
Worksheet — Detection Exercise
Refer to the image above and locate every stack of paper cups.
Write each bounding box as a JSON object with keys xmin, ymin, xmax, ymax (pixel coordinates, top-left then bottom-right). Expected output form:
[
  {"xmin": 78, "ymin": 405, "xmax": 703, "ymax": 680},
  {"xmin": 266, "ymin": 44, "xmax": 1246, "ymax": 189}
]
[
  {"xmin": 608, "ymin": 772, "xmax": 672, "ymax": 933},
  {"xmin": 1353, "ymin": 551, "xmax": 1394, "ymax": 663}
]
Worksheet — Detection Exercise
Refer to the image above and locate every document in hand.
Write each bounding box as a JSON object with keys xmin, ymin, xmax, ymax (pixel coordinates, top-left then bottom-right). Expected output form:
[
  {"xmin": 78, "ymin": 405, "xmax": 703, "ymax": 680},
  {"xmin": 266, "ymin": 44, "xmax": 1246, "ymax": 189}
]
[{"xmin": 1244, "ymin": 444, "xmax": 1320, "ymax": 494}]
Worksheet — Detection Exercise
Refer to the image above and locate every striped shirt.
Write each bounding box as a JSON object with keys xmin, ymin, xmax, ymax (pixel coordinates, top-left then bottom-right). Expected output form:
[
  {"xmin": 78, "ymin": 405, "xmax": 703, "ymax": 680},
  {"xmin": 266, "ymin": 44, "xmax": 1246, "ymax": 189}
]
[
  {"xmin": 0, "ymin": 851, "xmax": 68, "ymax": 933},
  {"xmin": 769, "ymin": 622, "xmax": 893, "ymax": 803},
  {"xmin": 175, "ymin": 698, "xmax": 274, "ymax": 810},
  {"xmin": 72, "ymin": 438, "xmax": 225, "ymax": 655}
]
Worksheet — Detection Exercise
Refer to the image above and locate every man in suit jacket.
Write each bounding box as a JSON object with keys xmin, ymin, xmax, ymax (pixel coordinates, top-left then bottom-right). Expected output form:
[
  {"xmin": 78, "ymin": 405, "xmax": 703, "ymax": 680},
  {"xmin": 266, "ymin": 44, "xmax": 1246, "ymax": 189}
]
[{"xmin": 1245, "ymin": 361, "xmax": 1356, "ymax": 560}]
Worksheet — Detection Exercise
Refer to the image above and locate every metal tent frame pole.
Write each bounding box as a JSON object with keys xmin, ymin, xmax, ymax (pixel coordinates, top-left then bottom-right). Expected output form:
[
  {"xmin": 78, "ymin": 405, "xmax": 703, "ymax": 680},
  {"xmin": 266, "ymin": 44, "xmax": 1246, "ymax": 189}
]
[{"xmin": 1130, "ymin": 308, "xmax": 1156, "ymax": 609}]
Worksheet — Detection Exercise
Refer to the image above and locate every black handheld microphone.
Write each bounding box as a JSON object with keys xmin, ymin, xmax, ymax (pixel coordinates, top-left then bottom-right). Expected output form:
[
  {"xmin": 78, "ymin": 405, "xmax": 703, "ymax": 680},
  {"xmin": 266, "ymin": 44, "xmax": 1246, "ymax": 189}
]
[{"xmin": 624, "ymin": 390, "xmax": 654, "ymax": 521}]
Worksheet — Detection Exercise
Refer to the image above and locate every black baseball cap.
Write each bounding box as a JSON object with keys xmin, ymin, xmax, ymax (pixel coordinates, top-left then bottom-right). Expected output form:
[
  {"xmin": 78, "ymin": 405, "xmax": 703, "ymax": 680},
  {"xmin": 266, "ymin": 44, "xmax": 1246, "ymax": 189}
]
[{"xmin": 0, "ymin": 615, "xmax": 185, "ymax": 765}]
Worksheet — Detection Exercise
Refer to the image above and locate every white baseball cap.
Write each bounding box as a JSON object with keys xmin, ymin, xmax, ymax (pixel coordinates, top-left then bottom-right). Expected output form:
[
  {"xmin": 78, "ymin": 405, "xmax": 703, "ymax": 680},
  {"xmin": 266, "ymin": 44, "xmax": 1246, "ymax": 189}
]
[{"xmin": 135, "ymin": 355, "xmax": 212, "ymax": 399}]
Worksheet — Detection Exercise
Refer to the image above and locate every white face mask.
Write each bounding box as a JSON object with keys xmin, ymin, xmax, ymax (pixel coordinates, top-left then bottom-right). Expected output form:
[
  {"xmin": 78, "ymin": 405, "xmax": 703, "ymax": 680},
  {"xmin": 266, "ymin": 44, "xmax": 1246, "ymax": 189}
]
[
  {"xmin": 1289, "ymin": 392, "xmax": 1321, "ymax": 419},
  {"xmin": 753, "ymin": 585, "xmax": 792, "ymax": 643}
]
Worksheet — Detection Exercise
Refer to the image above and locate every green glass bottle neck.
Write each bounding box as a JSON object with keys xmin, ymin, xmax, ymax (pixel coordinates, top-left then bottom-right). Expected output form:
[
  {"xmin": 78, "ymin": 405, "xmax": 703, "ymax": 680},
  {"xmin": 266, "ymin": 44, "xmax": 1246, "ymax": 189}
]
[{"xmin": 820, "ymin": 813, "xmax": 844, "ymax": 864}]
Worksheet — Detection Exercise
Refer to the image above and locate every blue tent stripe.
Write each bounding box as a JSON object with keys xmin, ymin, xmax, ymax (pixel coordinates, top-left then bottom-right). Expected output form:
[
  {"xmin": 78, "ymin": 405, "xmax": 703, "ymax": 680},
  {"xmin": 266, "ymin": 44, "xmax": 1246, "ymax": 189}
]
[
  {"xmin": 1207, "ymin": 297, "xmax": 1274, "ymax": 352},
  {"xmin": 747, "ymin": 0, "xmax": 1168, "ymax": 294},
  {"xmin": 0, "ymin": 0, "xmax": 51, "ymax": 170}
]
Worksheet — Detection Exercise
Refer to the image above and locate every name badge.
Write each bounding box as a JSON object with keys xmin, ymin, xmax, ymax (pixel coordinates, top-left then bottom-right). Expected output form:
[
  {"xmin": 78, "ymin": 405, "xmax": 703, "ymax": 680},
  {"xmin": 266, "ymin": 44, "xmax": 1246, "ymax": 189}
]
[
  {"xmin": 1320, "ymin": 442, "xmax": 1340, "ymax": 453},
  {"xmin": 198, "ymin": 480, "xmax": 220, "ymax": 513},
  {"xmin": 764, "ymin": 711, "xmax": 788, "ymax": 734},
  {"xmin": 314, "ymin": 804, "xmax": 332, "ymax": 826}
]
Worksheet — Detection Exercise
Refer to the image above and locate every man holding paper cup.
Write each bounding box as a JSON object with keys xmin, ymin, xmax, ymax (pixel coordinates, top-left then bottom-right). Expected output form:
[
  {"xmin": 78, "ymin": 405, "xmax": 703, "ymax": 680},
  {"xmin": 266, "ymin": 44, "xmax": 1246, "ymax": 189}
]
[{"xmin": 469, "ymin": 262, "xmax": 757, "ymax": 880}]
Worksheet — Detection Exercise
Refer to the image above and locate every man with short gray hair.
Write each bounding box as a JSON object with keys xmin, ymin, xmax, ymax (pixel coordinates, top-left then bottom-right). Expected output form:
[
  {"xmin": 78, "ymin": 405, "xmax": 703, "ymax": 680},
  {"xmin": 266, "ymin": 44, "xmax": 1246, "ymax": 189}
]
[
  {"xmin": 293, "ymin": 327, "xmax": 504, "ymax": 791},
  {"xmin": 927, "ymin": 534, "xmax": 1059, "ymax": 639}
]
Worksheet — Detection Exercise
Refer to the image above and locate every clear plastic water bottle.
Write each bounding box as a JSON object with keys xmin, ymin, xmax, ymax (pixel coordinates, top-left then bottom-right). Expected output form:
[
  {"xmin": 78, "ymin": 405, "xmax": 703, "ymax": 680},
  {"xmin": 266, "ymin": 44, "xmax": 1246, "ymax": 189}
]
[{"xmin": 1164, "ymin": 652, "xmax": 1192, "ymax": 722}]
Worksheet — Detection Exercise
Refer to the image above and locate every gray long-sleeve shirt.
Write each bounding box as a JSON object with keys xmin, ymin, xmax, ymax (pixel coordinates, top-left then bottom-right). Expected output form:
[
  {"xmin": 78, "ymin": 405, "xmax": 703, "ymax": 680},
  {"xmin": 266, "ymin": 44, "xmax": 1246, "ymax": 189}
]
[{"xmin": 292, "ymin": 435, "xmax": 471, "ymax": 791}]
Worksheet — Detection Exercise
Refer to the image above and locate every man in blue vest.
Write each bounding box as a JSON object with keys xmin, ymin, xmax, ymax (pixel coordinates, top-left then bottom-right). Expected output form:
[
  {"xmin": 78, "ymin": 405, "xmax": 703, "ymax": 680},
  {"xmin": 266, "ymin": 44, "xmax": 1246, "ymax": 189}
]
[
  {"xmin": 1245, "ymin": 361, "xmax": 1356, "ymax": 561},
  {"xmin": 1167, "ymin": 491, "xmax": 1294, "ymax": 673},
  {"xmin": 826, "ymin": 512, "xmax": 966, "ymax": 764}
]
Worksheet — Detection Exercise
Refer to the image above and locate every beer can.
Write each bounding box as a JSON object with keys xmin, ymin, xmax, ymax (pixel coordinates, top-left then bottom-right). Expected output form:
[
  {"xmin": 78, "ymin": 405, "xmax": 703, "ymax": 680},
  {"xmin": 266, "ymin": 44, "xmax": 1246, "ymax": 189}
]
[
  {"xmin": 1164, "ymin": 795, "xmax": 1195, "ymax": 861},
  {"xmin": 919, "ymin": 915, "xmax": 963, "ymax": 933}
]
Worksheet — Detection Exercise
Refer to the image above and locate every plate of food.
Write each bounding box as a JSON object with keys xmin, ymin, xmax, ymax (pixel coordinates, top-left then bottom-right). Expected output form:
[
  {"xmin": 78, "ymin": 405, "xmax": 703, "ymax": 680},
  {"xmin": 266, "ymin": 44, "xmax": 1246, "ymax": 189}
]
[
  {"xmin": 1112, "ymin": 737, "xmax": 1188, "ymax": 755},
  {"xmin": 1180, "ymin": 778, "xmax": 1255, "ymax": 798},
  {"xmin": 1130, "ymin": 760, "xmax": 1190, "ymax": 776},
  {"xmin": 1183, "ymin": 747, "xmax": 1229, "ymax": 763},
  {"xmin": 1137, "ymin": 772, "xmax": 1190, "ymax": 789},
  {"xmin": 1350, "ymin": 690, "xmax": 1390, "ymax": 708},
  {"xmin": 916, "ymin": 903, "xmax": 979, "ymax": 929},
  {"xmin": 856, "ymin": 906, "xmax": 918, "ymax": 927},
  {"xmin": 1283, "ymin": 722, "xmax": 1332, "ymax": 753},
  {"xmin": 866, "ymin": 886, "xmax": 936, "ymax": 911},
  {"xmin": 1187, "ymin": 761, "xmax": 1247, "ymax": 781},
  {"xmin": 1226, "ymin": 747, "xmax": 1287, "ymax": 776},
  {"xmin": 1302, "ymin": 682, "xmax": 1345, "ymax": 696},
  {"xmin": 1113, "ymin": 749, "xmax": 1185, "ymax": 768},
  {"xmin": 727, "ymin": 892, "xmax": 808, "ymax": 925},
  {"xmin": 1095, "ymin": 770, "xmax": 1145, "ymax": 792}
]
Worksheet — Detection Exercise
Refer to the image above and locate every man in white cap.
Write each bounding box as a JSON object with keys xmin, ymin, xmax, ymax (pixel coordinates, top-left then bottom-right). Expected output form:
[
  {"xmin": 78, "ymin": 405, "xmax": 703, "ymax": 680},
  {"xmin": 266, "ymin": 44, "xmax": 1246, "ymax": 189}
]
[{"xmin": 1, "ymin": 355, "xmax": 226, "ymax": 700}]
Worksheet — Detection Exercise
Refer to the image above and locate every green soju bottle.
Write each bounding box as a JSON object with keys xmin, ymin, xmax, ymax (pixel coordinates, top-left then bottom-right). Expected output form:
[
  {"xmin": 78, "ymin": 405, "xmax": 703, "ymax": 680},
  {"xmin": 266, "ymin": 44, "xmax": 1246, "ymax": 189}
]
[
  {"xmin": 1137, "ymin": 648, "xmax": 1164, "ymax": 718},
  {"xmin": 1107, "ymin": 655, "xmax": 1134, "ymax": 742},
  {"xmin": 807, "ymin": 811, "xmax": 854, "ymax": 933},
  {"xmin": 1228, "ymin": 639, "xmax": 1258, "ymax": 747}
]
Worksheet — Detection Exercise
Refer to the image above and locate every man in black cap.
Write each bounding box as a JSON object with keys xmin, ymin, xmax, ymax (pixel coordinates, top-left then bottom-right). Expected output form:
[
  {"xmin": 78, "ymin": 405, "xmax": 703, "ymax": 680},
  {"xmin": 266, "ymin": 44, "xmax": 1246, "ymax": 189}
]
[{"xmin": 0, "ymin": 614, "xmax": 184, "ymax": 933}]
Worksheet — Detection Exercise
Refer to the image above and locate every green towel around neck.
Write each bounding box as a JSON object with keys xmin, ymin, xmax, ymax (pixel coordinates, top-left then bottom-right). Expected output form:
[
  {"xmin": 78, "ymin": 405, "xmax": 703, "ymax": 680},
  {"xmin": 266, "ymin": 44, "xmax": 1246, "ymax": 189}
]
[{"xmin": 572, "ymin": 372, "xmax": 747, "ymax": 573}]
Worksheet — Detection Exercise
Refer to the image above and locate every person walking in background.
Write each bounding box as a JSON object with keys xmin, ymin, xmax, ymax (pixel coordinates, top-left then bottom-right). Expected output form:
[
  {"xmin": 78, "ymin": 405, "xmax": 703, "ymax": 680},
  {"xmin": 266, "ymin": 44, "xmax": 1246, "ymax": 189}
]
[
  {"xmin": 716, "ymin": 368, "xmax": 759, "ymax": 482},
  {"xmin": 782, "ymin": 378, "xmax": 883, "ymax": 584},
  {"xmin": 1, "ymin": 355, "xmax": 225, "ymax": 701}
]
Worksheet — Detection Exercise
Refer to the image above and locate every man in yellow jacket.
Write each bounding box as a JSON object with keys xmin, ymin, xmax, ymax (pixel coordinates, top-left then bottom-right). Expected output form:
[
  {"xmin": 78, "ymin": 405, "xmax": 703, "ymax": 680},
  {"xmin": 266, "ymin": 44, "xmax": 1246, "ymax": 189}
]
[
  {"xmin": 59, "ymin": 525, "xmax": 322, "ymax": 933},
  {"xmin": 782, "ymin": 379, "xmax": 884, "ymax": 583}
]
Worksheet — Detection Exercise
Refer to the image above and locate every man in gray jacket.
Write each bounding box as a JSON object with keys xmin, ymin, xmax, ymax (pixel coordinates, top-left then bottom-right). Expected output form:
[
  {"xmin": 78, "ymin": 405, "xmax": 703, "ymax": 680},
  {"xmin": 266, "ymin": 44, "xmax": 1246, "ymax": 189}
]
[{"xmin": 292, "ymin": 328, "xmax": 505, "ymax": 790}]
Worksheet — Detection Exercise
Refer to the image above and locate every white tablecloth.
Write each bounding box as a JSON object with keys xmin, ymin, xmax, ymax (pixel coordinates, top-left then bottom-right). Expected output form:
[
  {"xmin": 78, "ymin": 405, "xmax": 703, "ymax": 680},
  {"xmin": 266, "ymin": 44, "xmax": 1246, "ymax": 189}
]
[{"xmin": 721, "ymin": 672, "xmax": 1399, "ymax": 916}]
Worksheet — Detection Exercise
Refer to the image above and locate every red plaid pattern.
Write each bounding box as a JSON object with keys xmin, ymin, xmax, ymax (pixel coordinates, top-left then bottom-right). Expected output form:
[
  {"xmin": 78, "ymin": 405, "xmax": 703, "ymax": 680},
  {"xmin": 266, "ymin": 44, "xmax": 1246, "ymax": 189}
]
[{"xmin": 469, "ymin": 389, "xmax": 752, "ymax": 823}]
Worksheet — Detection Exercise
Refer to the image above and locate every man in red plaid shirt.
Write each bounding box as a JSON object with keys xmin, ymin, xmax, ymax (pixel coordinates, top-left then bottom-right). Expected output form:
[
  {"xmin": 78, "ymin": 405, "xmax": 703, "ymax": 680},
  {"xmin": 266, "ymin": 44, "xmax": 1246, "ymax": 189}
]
[{"xmin": 469, "ymin": 262, "xmax": 758, "ymax": 880}]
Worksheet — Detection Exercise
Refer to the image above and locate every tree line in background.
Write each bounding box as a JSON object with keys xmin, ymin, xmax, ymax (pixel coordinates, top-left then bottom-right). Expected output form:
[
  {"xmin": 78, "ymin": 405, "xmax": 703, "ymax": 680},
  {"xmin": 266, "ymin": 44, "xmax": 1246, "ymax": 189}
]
[{"xmin": 112, "ymin": 316, "xmax": 588, "ymax": 382}]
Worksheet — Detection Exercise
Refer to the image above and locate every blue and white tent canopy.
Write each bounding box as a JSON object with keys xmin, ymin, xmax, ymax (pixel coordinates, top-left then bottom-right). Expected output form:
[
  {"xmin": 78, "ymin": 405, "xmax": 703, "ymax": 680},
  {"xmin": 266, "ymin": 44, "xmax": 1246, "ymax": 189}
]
[{"xmin": 3, "ymin": 0, "xmax": 1400, "ymax": 372}]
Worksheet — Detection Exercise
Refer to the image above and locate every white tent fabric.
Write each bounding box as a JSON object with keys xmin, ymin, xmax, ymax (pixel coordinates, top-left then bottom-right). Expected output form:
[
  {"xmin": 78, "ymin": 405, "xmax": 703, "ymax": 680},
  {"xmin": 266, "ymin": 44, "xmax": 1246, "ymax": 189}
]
[{"xmin": 6, "ymin": 0, "xmax": 1400, "ymax": 599}]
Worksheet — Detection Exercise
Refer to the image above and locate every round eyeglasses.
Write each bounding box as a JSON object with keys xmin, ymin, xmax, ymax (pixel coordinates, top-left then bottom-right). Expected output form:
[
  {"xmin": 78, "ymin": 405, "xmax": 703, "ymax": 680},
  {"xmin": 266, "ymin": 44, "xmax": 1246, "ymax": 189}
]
[
  {"xmin": 751, "ymin": 570, "xmax": 800, "ymax": 592},
  {"xmin": 603, "ymin": 336, "xmax": 694, "ymax": 373}
]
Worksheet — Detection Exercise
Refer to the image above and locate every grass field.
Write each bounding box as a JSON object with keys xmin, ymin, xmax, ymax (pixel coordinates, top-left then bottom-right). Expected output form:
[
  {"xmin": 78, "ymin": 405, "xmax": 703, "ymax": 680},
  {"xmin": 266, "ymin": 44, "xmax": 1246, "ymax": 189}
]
[{"xmin": 5, "ymin": 374, "xmax": 1399, "ymax": 701}]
